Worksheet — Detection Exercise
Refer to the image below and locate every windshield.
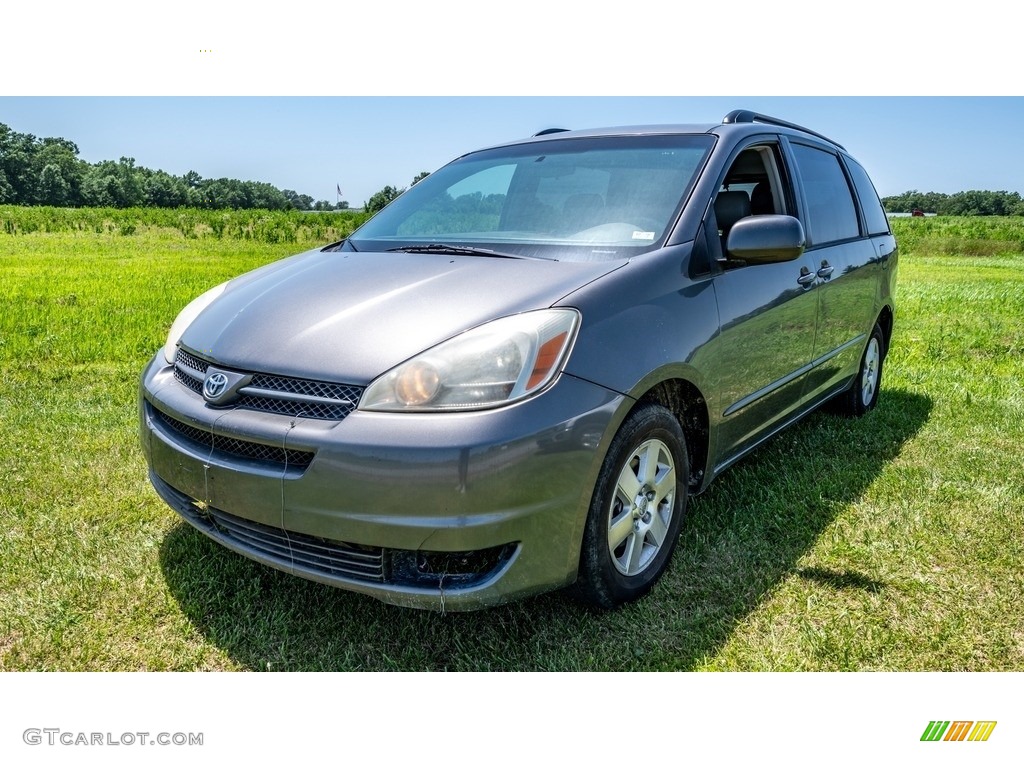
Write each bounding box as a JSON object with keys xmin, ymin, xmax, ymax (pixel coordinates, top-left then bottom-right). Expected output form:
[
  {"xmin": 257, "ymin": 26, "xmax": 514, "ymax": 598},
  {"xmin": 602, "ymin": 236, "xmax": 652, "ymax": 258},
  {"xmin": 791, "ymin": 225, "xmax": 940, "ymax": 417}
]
[{"xmin": 349, "ymin": 135, "xmax": 714, "ymax": 261}]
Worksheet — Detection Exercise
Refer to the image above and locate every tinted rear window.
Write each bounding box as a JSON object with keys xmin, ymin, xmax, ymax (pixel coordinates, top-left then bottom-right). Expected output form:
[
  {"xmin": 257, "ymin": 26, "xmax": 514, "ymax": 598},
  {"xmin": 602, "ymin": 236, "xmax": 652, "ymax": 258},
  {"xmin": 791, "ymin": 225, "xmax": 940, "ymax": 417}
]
[
  {"xmin": 845, "ymin": 157, "xmax": 891, "ymax": 236},
  {"xmin": 791, "ymin": 143, "xmax": 860, "ymax": 245}
]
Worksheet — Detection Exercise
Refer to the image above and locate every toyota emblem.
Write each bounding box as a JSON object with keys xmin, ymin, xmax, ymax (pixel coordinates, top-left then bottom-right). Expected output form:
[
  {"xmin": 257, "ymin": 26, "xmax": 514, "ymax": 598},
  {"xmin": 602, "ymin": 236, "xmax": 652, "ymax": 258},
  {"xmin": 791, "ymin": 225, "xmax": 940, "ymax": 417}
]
[{"xmin": 203, "ymin": 372, "xmax": 229, "ymax": 400}]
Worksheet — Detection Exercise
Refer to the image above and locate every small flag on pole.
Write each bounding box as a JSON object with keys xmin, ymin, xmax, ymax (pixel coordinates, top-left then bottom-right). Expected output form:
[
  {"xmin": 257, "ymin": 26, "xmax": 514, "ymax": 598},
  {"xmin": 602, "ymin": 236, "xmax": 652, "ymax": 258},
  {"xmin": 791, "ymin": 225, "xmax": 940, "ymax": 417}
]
[{"xmin": 336, "ymin": 184, "xmax": 343, "ymax": 197}]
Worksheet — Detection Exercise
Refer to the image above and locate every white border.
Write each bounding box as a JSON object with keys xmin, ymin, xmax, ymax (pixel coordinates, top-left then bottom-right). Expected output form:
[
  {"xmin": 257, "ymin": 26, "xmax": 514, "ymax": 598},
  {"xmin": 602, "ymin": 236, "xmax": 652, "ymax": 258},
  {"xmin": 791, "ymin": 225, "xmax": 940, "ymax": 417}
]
[
  {"xmin": 2, "ymin": 2, "xmax": 1018, "ymax": 96},
  {"xmin": 1, "ymin": 672, "xmax": 1019, "ymax": 766}
]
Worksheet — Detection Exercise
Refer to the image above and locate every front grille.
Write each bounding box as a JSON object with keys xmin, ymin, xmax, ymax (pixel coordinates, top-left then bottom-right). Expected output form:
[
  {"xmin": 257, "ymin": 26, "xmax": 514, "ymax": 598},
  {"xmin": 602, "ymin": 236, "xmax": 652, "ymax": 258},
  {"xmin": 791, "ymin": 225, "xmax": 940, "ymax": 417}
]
[
  {"xmin": 239, "ymin": 372, "xmax": 361, "ymax": 420},
  {"xmin": 205, "ymin": 507, "xmax": 386, "ymax": 582},
  {"xmin": 151, "ymin": 406, "xmax": 314, "ymax": 469},
  {"xmin": 175, "ymin": 348, "xmax": 209, "ymax": 377},
  {"xmin": 173, "ymin": 349, "xmax": 207, "ymax": 394},
  {"xmin": 173, "ymin": 348, "xmax": 361, "ymax": 421}
]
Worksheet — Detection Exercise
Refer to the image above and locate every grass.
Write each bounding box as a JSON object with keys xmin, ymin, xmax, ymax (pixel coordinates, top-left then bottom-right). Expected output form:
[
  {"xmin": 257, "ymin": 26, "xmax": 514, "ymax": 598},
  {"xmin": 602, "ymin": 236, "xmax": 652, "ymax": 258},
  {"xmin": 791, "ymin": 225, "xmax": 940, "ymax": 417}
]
[
  {"xmin": 0, "ymin": 204, "xmax": 368, "ymax": 242},
  {"xmin": 1, "ymin": 213, "xmax": 1022, "ymax": 670}
]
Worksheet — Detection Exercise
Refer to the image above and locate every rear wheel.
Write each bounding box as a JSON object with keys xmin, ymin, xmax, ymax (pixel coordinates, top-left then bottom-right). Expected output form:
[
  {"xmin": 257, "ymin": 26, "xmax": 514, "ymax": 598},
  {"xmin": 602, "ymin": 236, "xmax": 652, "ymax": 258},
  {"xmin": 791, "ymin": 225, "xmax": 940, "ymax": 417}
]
[
  {"xmin": 833, "ymin": 322, "xmax": 885, "ymax": 417},
  {"xmin": 574, "ymin": 404, "xmax": 688, "ymax": 609}
]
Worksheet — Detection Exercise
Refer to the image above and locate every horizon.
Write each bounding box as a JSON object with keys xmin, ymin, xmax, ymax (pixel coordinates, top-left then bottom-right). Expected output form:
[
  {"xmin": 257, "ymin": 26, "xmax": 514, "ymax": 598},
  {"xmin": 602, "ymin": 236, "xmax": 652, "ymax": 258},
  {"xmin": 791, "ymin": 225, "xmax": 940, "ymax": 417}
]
[{"xmin": 3, "ymin": 97, "xmax": 1023, "ymax": 207}]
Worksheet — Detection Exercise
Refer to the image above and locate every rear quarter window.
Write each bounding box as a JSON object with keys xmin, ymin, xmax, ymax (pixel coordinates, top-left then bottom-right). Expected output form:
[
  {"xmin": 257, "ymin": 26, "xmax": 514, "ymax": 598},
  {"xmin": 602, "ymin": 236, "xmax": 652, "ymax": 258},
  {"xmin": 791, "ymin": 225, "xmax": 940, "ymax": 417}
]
[{"xmin": 845, "ymin": 157, "xmax": 891, "ymax": 236}]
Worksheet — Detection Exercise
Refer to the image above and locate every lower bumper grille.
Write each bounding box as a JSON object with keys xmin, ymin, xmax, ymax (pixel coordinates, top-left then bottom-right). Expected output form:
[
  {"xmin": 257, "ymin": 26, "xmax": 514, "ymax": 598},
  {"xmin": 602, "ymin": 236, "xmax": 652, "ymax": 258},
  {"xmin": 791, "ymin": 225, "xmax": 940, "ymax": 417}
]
[
  {"xmin": 148, "ymin": 472, "xmax": 518, "ymax": 595},
  {"xmin": 150, "ymin": 405, "xmax": 315, "ymax": 469},
  {"xmin": 207, "ymin": 507, "xmax": 386, "ymax": 582}
]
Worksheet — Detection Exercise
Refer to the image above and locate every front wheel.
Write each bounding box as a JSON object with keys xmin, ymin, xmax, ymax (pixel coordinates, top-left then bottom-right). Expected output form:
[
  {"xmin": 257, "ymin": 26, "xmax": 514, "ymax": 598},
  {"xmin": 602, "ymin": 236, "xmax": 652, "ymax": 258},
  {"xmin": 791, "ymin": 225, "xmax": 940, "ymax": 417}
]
[{"xmin": 573, "ymin": 404, "xmax": 688, "ymax": 609}]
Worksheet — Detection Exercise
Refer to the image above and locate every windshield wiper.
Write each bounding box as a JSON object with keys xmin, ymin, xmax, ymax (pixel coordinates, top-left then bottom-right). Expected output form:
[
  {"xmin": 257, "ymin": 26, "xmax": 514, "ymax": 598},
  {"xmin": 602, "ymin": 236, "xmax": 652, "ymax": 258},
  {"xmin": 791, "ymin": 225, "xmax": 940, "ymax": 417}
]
[{"xmin": 386, "ymin": 243, "xmax": 521, "ymax": 259}]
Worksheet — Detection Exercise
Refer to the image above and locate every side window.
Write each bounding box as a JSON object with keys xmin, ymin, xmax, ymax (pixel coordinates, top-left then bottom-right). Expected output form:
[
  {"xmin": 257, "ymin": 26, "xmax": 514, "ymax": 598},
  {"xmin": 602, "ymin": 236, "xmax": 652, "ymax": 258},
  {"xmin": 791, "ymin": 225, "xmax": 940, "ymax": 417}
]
[
  {"xmin": 790, "ymin": 143, "xmax": 860, "ymax": 246},
  {"xmin": 711, "ymin": 144, "xmax": 790, "ymax": 266},
  {"xmin": 845, "ymin": 157, "xmax": 891, "ymax": 236}
]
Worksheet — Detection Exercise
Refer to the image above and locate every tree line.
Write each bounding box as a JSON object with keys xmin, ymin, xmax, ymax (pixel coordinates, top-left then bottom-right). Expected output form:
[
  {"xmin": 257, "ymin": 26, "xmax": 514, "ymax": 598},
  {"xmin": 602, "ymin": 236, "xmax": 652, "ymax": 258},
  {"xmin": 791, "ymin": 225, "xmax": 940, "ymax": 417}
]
[
  {"xmin": 0, "ymin": 121, "xmax": 348, "ymax": 211},
  {"xmin": 7, "ymin": 118, "xmax": 1022, "ymax": 218},
  {"xmin": 882, "ymin": 190, "xmax": 1024, "ymax": 216}
]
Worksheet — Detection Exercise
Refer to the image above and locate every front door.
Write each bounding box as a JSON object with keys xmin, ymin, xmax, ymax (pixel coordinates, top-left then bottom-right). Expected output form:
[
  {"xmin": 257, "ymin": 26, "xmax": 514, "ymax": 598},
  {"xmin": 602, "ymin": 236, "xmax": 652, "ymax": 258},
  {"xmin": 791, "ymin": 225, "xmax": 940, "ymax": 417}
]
[
  {"xmin": 701, "ymin": 142, "xmax": 821, "ymax": 465},
  {"xmin": 712, "ymin": 254, "xmax": 819, "ymax": 462}
]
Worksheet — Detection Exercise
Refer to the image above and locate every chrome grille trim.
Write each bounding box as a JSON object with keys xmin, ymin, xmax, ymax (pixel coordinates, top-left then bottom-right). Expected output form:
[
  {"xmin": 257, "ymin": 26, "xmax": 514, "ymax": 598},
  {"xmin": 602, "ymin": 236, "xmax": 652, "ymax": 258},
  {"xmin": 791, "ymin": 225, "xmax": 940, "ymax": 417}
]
[
  {"xmin": 173, "ymin": 349, "xmax": 362, "ymax": 421},
  {"xmin": 247, "ymin": 373, "xmax": 359, "ymax": 403},
  {"xmin": 149, "ymin": 406, "xmax": 315, "ymax": 469}
]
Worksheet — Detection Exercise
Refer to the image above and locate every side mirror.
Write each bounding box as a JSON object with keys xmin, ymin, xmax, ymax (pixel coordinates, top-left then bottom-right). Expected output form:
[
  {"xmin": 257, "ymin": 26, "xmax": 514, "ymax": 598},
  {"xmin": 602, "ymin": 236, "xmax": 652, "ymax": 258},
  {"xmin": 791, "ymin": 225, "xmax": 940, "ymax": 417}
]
[{"xmin": 726, "ymin": 215, "xmax": 805, "ymax": 264}]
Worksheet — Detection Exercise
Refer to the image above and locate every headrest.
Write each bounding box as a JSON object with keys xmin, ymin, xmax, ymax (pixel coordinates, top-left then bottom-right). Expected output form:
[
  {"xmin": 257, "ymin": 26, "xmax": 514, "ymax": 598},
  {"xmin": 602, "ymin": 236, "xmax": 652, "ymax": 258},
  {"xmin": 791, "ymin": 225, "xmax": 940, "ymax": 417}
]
[
  {"xmin": 751, "ymin": 182, "xmax": 774, "ymax": 215},
  {"xmin": 714, "ymin": 191, "xmax": 751, "ymax": 230}
]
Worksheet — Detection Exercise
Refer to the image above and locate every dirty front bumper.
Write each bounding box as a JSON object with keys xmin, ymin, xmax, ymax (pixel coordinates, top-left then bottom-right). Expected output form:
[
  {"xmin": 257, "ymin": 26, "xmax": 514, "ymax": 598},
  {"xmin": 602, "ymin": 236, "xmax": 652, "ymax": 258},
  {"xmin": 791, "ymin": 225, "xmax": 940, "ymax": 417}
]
[{"xmin": 139, "ymin": 353, "xmax": 624, "ymax": 611}]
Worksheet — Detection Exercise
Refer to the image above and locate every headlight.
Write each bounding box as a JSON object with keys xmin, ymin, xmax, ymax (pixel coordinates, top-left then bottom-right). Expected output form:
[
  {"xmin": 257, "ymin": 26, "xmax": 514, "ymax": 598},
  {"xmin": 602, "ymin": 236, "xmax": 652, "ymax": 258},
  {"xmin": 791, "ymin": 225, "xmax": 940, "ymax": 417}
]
[
  {"xmin": 162, "ymin": 282, "xmax": 228, "ymax": 364},
  {"xmin": 360, "ymin": 309, "xmax": 580, "ymax": 412}
]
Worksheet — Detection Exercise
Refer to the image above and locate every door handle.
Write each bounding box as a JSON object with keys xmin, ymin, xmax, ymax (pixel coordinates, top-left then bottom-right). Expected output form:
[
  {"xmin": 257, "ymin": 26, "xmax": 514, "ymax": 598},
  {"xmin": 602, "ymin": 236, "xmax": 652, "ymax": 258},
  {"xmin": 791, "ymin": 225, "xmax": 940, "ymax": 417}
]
[
  {"xmin": 817, "ymin": 262, "xmax": 834, "ymax": 279},
  {"xmin": 797, "ymin": 268, "xmax": 816, "ymax": 287}
]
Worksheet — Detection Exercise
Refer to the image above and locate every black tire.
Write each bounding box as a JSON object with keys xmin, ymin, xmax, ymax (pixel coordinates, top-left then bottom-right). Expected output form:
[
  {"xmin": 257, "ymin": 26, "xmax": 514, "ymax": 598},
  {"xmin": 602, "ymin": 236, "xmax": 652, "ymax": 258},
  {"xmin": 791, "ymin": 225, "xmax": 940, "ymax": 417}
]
[
  {"xmin": 573, "ymin": 403, "xmax": 688, "ymax": 609},
  {"xmin": 833, "ymin": 322, "xmax": 886, "ymax": 418}
]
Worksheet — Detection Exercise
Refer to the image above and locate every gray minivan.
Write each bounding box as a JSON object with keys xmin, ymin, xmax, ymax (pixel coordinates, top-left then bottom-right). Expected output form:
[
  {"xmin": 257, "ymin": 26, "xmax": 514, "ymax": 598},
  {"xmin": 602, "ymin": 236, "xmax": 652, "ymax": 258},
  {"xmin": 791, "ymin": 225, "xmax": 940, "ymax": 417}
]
[{"xmin": 140, "ymin": 110, "xmax": 897, "ymax": 610}]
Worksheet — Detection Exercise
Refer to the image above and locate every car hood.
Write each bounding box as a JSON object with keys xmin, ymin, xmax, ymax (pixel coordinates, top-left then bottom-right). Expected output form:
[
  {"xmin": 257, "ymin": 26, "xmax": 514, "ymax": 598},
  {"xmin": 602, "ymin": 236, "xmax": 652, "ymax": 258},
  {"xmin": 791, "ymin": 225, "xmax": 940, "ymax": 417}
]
[{"xmin": 179, "ymin": 248, "xmax": 625, "ymax": 383}]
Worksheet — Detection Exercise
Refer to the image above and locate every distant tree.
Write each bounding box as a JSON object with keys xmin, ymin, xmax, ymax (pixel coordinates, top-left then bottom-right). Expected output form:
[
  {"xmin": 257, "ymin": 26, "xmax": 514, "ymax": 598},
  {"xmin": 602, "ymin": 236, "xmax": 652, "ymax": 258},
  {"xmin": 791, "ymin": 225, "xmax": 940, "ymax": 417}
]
[
  {"xmin": 144, "ymin": 170, "xmax": 189, "ymax": 207},
  {"xmin": 0, "ymin": 119, "xmax": 427, "ymax": 212},
  {"xmin": 882, "ymin": 189, "xmax": 1024, "ymax": 216},
  {"xmin": 881, "ymin": 190, "xmax": 949, "ymax": 214},
  {"xmin": 114, "ymin": 157, "xmax": 145, "ymax": 206},
  {"xmin": 40, "ymin": 136, "xmax": 80, "ymax": 156},
  {"xmin": 364, "ymin": 184, "xmax": 403, "ymax": 214},
  {"xmin": 0, "ymin": 169, "xmax": 14, "ymax": 203},
  {"xmin": 4, "ymin": 121, "xmax": 319, "ymax": 210},
  {"xmin": 37, "ymin": 164, "xmax": 73, "ymax": 206},
  {"xmin": 197, "ymin": 178, "xmax": 247, "ymax": 209},
  {"xmin": 33, "ymin": 139, "xmax": 84, "ymax": 205},
  {"xmin": 0, "ymin": 123, "xmax": 38, "ymax": 202},
  {"xmin": 283, "ymin": 189, "xmax": 315, "ymax": 210},
  {"xmin": 81, "ymin": 171, "xmax": 125, "ymax": 207},
  {"xmin": 80, "ymin": 158, "xmax": 145, "ymax": 207},
  {"xmin": 943, "ymin": 190, "xmax": 1023, "ymax": 216},
  {"xmin": 243, "ymin": 180, "xmax": 290, "ymax": 210},
  {"xmin": 411, "ymin": 171, "xmax": 430, "ymax": 185}
]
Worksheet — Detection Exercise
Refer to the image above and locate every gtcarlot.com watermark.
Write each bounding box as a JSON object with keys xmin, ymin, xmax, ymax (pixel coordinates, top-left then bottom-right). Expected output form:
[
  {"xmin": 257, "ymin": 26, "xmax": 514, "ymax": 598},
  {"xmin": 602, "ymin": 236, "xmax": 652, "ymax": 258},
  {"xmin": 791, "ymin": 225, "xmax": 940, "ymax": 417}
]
[{"xmin": 23, "ymin": 728, "xmax": 203, "ymax": 747}]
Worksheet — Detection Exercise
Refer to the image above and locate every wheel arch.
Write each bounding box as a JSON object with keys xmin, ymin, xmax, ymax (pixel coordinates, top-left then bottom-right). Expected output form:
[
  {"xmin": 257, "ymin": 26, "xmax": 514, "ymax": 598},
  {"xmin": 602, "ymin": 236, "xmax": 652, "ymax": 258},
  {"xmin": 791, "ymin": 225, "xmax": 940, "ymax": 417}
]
[
  {"xmin": 876, "ymin": 304, "xmax": 894, "ymax": 357},
  {"xmin": 633, "ymin": 378, "xmax": 710, "ymax": 494}
]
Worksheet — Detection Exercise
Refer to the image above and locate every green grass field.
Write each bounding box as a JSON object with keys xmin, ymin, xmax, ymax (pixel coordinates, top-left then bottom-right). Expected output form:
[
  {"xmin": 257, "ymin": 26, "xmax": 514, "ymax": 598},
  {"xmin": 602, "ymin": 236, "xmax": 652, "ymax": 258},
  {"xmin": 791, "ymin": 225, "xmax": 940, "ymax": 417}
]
[{"xmin": 1, "ymin": 210, "xmax": 1021, "ymax": 670}]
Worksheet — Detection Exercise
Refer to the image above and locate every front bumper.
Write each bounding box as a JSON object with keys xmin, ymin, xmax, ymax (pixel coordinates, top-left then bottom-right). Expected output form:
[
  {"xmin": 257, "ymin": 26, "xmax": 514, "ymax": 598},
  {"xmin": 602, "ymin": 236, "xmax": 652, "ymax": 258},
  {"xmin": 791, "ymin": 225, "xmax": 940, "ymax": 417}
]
[{"xmin": 139, "ymin": 353, "xmax": 624, "ymax": 610}]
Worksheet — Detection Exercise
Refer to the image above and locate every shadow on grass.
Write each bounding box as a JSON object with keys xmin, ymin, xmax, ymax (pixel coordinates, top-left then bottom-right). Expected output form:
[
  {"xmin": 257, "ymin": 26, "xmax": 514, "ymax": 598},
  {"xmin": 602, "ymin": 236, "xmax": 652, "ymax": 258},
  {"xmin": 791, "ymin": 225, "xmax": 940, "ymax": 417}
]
[
  {"xmin": 794, "ymin": 567, "xmax": 886, "ymax": 593},
  {"xmin": 158, "ymin": 388, "xmax": 931, "ymax": 671}
]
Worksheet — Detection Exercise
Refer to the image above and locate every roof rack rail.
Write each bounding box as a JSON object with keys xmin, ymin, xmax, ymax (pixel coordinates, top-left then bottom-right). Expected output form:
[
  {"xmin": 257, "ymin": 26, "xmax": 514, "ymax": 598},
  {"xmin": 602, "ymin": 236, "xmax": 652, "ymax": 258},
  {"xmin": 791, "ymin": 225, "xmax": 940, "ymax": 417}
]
[
  {"xmin": 722, "ymin": 110, "xmax": 845, "ymax": 150},
  {"xmin": 533, "ymin": 128, "xmax": 570, "ymax": 137}
]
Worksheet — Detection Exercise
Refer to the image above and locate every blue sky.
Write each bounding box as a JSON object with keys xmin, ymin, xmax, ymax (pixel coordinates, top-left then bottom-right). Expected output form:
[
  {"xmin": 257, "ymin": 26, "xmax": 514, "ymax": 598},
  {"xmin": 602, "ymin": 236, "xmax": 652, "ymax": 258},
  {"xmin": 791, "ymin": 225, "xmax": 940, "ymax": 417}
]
[{"xmin": 2, "ymin": 96, "xmax": 1022, "ymax": 206}]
